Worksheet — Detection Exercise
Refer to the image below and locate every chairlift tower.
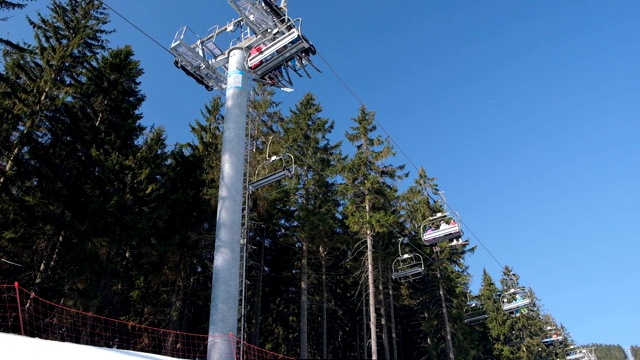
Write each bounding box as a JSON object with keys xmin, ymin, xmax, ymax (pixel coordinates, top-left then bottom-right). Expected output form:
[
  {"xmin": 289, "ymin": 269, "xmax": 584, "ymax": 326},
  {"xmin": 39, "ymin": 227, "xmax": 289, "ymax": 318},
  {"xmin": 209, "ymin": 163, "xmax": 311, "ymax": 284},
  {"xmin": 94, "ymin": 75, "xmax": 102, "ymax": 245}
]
[{"xmin": 169, "ymin": 1, "xmax": 319, "ymax": 359}]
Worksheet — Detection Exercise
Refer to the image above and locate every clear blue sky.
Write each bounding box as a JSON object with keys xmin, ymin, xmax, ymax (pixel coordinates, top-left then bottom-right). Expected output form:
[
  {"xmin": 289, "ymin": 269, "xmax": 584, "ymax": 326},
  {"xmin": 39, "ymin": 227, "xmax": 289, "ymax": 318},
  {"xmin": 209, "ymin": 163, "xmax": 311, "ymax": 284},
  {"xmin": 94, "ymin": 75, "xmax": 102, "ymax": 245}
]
[{"xmin": 6, "ymin": 0, "xmax": 639, "ymax": 349}]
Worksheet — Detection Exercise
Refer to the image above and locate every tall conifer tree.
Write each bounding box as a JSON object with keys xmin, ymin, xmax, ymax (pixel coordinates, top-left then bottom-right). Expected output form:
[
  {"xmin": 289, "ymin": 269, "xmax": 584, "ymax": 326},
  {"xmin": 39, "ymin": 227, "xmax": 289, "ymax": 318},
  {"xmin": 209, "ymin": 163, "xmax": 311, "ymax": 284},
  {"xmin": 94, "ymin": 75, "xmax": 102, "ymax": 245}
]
[
  {"xmin": 280, "ymin": 93, "xmax": 343, "ymax": 358},
  {"xmin": 341, "ymin": 105, "xmax": 405, "ymax": 359},
  {"xmin": 0, "ymin": 0, "xmax": 112, "ymax": 296},
  {"xmin": 0, "ymin": 0, "xmax": 111, "ymax": 189},
  {"xmin": 396, "ymin": 167, "xmax": 475, "ymax": 359}
]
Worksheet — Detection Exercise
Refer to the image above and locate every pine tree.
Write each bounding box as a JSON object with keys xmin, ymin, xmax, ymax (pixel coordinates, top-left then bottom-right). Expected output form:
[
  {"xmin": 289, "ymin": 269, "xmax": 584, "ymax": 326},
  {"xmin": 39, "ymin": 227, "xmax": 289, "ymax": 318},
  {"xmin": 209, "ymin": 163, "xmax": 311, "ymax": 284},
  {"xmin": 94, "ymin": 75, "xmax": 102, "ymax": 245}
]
[
  {"xmin": 477, "ymin": 266, "xmax": 555, "ymax": 360},
  {"xmin": 0, "ymin": 0, "xmax": 111, "ymax": 189},
  {"xmin": 174, "ymin": 95, "xmax": 227, "ymax": 334},
  {"xmin": 396, "ymin": 168, "xmax": 475, "ymax": 360},
  {"xmin": 51, "ymin": 45, "xmax": 148, "ymax": 314},
  {"xmin": 0, "ymin": 0, "xmax": 113, "ymax": 296},
  {"xmin": 279, "ymin": 93, "xmax": 343, "ymax": 358},
  {"xmin": 341, "ymin": 105, "xmax": 406, "ymax": 359},
  {"xmin": 472, "ymin": 269, "xmax": 501, "ymax": 359},
  {"xmin": 589, "ymin": 344, "xmax": 627, "ymax": 360}
]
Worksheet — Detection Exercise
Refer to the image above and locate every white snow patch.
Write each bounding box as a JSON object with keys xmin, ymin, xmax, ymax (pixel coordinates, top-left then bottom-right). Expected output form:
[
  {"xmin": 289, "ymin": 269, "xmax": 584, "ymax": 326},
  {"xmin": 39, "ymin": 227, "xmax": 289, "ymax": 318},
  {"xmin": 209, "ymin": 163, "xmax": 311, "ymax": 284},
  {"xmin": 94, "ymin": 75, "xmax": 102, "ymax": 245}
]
[{"xmin": 0, "ymin": 332, "xmax": 185, "ymax": 359}]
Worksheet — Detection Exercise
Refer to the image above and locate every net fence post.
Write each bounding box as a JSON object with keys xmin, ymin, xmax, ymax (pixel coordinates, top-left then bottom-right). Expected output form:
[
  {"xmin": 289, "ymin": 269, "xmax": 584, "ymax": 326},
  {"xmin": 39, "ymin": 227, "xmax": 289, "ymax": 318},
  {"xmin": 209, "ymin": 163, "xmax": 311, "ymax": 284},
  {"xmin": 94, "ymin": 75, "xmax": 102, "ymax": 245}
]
[{"xmin": 13, "ymin": 282, "xmax": 25, "ymax": 335}]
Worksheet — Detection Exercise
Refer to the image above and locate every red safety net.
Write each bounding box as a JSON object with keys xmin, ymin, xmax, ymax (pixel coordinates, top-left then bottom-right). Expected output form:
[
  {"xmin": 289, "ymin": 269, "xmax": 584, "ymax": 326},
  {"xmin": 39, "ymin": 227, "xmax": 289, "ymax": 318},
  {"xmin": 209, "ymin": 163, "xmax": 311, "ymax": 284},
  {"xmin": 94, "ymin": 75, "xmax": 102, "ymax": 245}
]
[{"xmin": 0, "ymin": 283, "xmax": 293, "ymax": 360}]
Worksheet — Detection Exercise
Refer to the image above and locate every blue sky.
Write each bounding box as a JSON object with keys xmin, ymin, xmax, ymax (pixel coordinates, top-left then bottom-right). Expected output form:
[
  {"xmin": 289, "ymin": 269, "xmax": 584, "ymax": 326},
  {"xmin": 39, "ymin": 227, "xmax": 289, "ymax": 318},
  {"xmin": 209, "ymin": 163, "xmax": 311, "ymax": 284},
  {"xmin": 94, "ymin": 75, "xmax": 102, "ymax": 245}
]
[{"xmin": 5, "ymin": 0, "xmax": 640, "ymax": 349}]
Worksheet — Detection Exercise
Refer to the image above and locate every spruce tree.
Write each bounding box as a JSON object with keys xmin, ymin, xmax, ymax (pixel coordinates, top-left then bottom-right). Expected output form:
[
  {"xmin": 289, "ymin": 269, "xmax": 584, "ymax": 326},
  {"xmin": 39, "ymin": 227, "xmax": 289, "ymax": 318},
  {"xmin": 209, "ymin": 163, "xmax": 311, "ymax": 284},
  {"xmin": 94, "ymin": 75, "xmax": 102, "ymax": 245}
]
[
  {"xmin": 0, "ymin": 0, "xmax": 111, "ymax": 188},
  {"xmin": 396, "ymin": 168, "xmax": 475, "ymax": 360},
  {"xmin": 52, "ymin": 45, "xmax": 147, "ymax": 314},
  {"xmin": 280, "ymin": 93, "xmax": 343, "ymax": 358},
  {"xmin": 591, "ymin": 345, "xmax": 627, "ymax": 360},
  {"xmin": 341, "ymin": 105, "xmax": 406, "ymax": 359},
  {"xmin": 175, "ymin": 95, "xmax": 227, "ymax": 333},
  {"xmin": 0, "ymin": 0, "xmax": 113, "ymax": 296},
  {"xmin": 471, "ymin": 269, "xmax": 503, "ymax": 359},
  {"xmin": 477, "ymin": 266, "xmax": 561, "ymax": 360}
]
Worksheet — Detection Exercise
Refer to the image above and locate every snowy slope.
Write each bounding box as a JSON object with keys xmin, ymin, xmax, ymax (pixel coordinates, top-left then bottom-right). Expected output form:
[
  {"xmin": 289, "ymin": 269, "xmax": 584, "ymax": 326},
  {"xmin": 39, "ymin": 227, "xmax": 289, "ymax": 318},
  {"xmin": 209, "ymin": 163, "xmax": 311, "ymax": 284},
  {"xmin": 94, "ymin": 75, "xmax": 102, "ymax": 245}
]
[{"xmin": 0, "ymin": 332, "xmax": 183, "ymax": 360}]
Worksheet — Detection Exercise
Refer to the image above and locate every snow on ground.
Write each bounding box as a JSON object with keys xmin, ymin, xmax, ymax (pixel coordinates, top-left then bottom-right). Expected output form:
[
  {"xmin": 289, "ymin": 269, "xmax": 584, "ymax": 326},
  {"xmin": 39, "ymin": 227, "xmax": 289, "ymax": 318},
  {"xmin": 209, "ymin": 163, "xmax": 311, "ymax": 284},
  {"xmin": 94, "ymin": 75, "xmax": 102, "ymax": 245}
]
[{"xmin": 0, "ymin": 332, "xmax": 183, "ymax": 360}]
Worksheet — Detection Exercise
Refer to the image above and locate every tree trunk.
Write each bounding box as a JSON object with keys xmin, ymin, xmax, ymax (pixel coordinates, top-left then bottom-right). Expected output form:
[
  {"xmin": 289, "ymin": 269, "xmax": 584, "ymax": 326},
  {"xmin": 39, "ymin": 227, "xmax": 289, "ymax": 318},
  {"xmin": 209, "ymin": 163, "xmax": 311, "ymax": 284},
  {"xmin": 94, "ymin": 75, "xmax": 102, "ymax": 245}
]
[
  {"xmin": 362, "ymin": 291, "xmax": 367, "ymax": 358},
  {"xmin": 377, "ymin": 254, "xmax": 390, "ymax": 360},
  {"xmin": 25, "ymin": 230, "xmax": 65, "ymax": 316},
  {"xmin": 0, "ymin": 88, "xmax": 49, "ymax": 189},
  {"xmin": 388, "ymin": 276, "xmax": 398, "ymax": 360},
  {"xmin": 365, "ymin": 198, "xmax": 378, "ymax": 359},
  {"xmin": 320, "ymin": 245, "xmax": 328, "ymax": 359},
  {"xmin": 163, "ymin": 254, "xmax": 186, "ymax": 355},
  {"xmin": 299, "ymin": 235, "xmax": 308, "ymax": 359},
  {"xmin": 35, "ymin": 230, "xmax": 65, "ymax": 286}
]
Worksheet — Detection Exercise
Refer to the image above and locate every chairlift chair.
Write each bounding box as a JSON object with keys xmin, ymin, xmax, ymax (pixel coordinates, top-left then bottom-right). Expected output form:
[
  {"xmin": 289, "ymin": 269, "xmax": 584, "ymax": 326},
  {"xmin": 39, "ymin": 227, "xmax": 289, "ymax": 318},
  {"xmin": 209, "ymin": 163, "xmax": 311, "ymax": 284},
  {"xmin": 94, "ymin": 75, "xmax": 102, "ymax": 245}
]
[
  {"xmin": 565, "ymin": 347, "xmax": 597, "ymax": 360},
  {"xmin": 231, "ymin": 0, "xmax": 319, "ymax": 89},
  {"xmin": 249, "ymin": 153, "xmax": 295, "ymax": 192},
  {"xmin": 534, "ymin": 347, "xmax": 558, "ymax": 360},
  {"xmin": 500, "ymin": 287, "xmax": 532, "ymax": 314},
  {"xmin": 506, "ymin": 331, "xmax": 525, "ymax": 347},
  {"xmin": 420, "ymin": 211, "xmax": 464, "ymax": 246},
  {"xmin": 247, "ymin": 25, "xmax": 319, "ymax": 88},
  {"xmin": 391, "ymin": 238, "xmax": 424, "ymax": 282},
  {"xmin": 464, "ymin": 301, "xmax": 489, "ymax": 325},
  {"xmin": 171, "ymin": 0, "xmax": 319, "ymax": 92},
  {"xmin": 565, "ymin": 348, "xmax": 585, "ymax": 360},
  {"xmin": 541, "ymin": 326, "xmax": 564, "ymax": 347}
]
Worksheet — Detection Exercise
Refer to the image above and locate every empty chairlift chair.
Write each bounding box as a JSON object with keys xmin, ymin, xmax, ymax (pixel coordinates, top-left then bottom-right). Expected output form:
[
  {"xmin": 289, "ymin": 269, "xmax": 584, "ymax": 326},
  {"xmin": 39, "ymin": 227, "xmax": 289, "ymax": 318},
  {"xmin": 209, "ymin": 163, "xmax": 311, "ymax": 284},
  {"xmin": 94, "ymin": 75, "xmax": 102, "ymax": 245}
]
[
  {"xmin": 464, "ymin": 294, "xmax": 489, "ymax": 326},
  {"xmin": 249, "ymin": 153, "xmax": 295, "ymax": 192},
  {"xmin": 506, "ymin": 330, "xmax": 525, "ymax": 347},
  {"xmin": 391, "ymin": 238, "xmax": 425, "ymax": 282},
  {"xmin": 249, "ymin": 154, "xmax": 295, "ymax": 192}
]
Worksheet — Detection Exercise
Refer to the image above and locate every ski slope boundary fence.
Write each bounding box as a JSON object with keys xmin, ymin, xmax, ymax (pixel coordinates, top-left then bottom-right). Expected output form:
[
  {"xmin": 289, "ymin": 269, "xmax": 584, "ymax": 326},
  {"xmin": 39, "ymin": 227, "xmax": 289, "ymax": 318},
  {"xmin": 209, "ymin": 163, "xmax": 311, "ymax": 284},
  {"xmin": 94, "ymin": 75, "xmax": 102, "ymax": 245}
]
[{"xmin": 0, "ymin": 283, "xmax": 294, "ymax": 360}]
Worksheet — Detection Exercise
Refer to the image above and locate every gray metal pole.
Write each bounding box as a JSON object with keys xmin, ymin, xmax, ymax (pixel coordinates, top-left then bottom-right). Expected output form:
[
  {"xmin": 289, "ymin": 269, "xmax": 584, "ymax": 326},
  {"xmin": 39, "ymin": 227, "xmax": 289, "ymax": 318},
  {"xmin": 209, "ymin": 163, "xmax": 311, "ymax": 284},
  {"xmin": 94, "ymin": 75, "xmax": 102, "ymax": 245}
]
[{"xmin": 208, "ymin": 47, "xmax": 249, "ymax": 360}]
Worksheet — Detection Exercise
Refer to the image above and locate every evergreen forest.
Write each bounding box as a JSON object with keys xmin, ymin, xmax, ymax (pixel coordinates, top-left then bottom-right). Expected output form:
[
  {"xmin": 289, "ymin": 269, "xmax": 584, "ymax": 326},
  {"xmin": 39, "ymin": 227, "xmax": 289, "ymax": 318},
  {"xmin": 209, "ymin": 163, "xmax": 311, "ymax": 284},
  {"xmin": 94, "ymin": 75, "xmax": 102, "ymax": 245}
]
[
  {"xmin": 0, "ymin": 1, "xmax": 634, "ymax": 359},
  {"xmin": 589, "ymin": 345, "xmax": 626, "ymax": 360}
]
